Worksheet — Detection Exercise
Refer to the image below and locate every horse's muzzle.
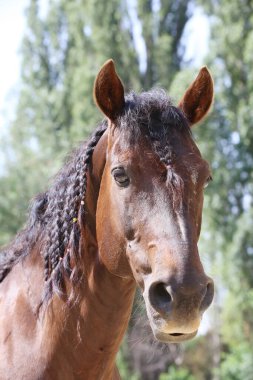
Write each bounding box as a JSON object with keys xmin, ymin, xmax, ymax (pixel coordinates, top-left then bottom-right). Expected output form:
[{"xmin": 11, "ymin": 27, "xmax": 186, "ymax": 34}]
[{"xmin": 143, "ymin": 274, "xmax": 214, "ymax": 343}]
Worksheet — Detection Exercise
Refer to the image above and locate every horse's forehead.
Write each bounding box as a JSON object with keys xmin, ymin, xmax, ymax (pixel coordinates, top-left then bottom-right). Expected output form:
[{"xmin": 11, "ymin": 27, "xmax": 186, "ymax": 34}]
[
  {"xmin": 110, "ymin": 124, "xmax": 198, "ymax": 162},
  {"xmin": 108, "ymin": 128, "xmax": 209, "ymax": 187}
]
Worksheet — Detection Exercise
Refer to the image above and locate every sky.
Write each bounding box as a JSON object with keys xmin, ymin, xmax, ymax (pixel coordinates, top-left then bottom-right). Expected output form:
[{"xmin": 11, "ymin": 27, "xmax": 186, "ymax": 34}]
[
  {"xmin": 0, "ymin": 1, "xmax": 28, "ymax": 94},
  {"xmin": 0, "ymin": 0, "xmax": 48, "ymax": 129},
  {"xmin": 0, "ymin": 0, "xmax": 28, "ymax": 124}
]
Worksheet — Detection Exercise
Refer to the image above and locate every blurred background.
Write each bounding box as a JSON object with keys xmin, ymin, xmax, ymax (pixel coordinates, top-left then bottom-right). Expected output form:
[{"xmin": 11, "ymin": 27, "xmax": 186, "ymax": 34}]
[{"xmin": 0, "ymin": 0, "xmax": 253, "ymax": 379}]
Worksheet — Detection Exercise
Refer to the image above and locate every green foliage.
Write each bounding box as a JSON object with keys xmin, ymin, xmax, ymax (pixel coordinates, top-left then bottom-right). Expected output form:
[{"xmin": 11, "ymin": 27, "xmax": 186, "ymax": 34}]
[
  {"xmin": 217, "ymin": 343, "xmax": 253, "ymax": 380},
  {"xmin": 160, "ymin": 366, "xmax": 195, "ymax": 380},
  {"xmin": 192, "ymin": 0, "xmax": 253, "ymax": 377},
  {"xmin": 0, "ymin": 150, "xmax": 59, "ymax": 246},
  {"xmin": 116, "ymin": 340, "xmax": 140, "ymax": 380},
  {"xmin": 137, "ymin": 0, "xmax": 190, "ymax": 89}
]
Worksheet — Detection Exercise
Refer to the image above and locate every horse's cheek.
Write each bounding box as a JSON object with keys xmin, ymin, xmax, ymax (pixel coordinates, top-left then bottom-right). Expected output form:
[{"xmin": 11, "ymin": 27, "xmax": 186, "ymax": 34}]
[{"xmin": 96, "ymin": 216, "xmax": 133, "ymax": 279}]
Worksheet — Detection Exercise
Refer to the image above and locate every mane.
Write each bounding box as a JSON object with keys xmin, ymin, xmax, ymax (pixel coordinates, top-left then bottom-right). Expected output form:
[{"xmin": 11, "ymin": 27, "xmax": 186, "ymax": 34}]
[
  {"xmin": 0, "ymin": 89, "xmax": 191, "ymax": 300},
  {"xmin": 0, "ymin": 122, "xmax": 107, "ymax": 300}
]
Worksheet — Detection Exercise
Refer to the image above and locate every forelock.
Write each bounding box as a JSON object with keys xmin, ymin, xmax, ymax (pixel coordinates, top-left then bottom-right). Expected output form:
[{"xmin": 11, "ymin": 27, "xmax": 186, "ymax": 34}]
[{"xmin": 117, "ymin": 89, "xmax": 190, "ymax": 144}]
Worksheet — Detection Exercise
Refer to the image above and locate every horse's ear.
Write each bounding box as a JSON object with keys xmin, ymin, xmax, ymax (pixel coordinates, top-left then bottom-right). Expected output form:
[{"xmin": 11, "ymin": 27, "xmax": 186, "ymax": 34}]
[
  {"xmin": 94, "ymin": 59, "xmax": 125, "ymax": 121},
  {"xmin": 178, "ymin": 67, "xmax": 214, "ymax": 126}
]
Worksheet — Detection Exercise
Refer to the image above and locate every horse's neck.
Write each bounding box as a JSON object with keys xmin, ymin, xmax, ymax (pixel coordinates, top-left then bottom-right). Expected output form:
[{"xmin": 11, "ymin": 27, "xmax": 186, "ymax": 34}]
[
  {"xmin": 7, "ymin": 215, "xmax": 135, "ymax": 379},
  {"xmin": 68, "ymin": 254, "xmax": 135, "ymax": 378},
  {"xmin": 43, "ymin": 131, "xmax": 136, "ymax": 379},
  {"xmin": 43, "ymin": 252, "xmax": 135, "ymax": 379}
]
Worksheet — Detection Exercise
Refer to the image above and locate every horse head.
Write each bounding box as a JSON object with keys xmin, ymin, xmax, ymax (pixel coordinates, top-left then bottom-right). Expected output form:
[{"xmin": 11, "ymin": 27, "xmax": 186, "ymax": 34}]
[{"xmin": 94, "ymin": 60, "xmax": 214, "ymax": 343}]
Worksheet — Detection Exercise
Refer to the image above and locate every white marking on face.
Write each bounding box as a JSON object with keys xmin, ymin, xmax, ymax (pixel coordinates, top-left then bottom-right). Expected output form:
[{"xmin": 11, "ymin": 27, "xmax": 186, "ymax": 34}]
[
  {"xmin": 176, "ymin": 213, "xmax": 187, "ymax": 241},
  {"xmin": 191, "ymin": 170, "xmax": 198, "ymax": 185}
]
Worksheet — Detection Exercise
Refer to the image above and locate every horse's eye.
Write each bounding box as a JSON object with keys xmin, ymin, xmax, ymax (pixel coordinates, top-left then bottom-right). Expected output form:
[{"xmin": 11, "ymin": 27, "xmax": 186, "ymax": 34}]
[
  {"xmin": 112, "ymin": 167, "xmax": 130, "ymax": 187},
  {"xmin": 204, "ymin": 175, "xmax": 213, "ymax": 189}
]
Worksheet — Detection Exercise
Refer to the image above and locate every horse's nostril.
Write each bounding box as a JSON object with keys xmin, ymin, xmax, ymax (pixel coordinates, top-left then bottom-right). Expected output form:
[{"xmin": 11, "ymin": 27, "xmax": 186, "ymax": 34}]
[
  {"xmin": 206, "ymin": 282, "xmax": 211, "ymax": 293},
  {"xmin": 149, "ymin": 282, "xmax": 172, "ymax": 314},
  {"xmin": 149, "ymin": 277, "xmax": 214, "ymax": 316},
  {"xmin": 201, "ymin": 279, "xmax": 214, "ymax": 311},
  {"xmin": 156, "ymin": 283, "xmax": 172, "ymax": 303}
]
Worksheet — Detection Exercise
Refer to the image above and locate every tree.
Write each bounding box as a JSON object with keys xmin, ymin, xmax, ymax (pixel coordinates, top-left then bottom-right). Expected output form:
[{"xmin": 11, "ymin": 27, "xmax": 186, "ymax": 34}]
[
  {"xmin": 138, "ymin": 0, "xmax": 189, "ymax": 89},
  {"xmin": 194, "ymin": 0, "xmax": 253, "ymax": 377}
]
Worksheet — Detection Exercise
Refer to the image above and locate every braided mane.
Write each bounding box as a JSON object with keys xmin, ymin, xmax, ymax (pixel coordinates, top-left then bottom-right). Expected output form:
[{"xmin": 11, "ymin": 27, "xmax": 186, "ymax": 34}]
[
  {"xmin": 0, "ymin": 122, "xmax": 107, "ymax": 300},
  {"xmin": 0, "ymin": 89, "xmax": 190, "ymax": 301}
]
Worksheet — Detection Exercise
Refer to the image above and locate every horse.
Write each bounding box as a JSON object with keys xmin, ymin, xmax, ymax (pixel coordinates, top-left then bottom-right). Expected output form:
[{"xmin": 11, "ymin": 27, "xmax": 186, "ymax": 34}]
[{"xmin": 0, "ymin": 59, "xmax": 214, "ymax": 380}]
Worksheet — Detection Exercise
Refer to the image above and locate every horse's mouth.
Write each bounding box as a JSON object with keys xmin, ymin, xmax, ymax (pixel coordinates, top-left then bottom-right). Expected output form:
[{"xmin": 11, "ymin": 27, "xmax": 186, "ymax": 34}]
[{"xmin": 154, "ymin": 330, "xmax": 198, "ymax": 343}]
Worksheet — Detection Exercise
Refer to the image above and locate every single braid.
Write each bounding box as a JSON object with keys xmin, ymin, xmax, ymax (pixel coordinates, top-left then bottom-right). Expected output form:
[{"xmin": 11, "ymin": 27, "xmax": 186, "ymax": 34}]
[
  {"xmin": 44, "ymin": 200, "xmax": 64, "ymax": 280},
  {"xmin": 61, "ymin": 126, "xmax": 106, "ymax": 259}
]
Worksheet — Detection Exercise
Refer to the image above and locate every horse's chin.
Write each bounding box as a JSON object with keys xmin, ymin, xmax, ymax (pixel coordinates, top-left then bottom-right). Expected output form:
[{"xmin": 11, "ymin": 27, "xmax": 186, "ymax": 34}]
[
  {"xmin": 153, "ymin": 329, "xmax": 198, "ymax": 343},
  {"xmin": 146, "ymin": 307, "xmax": 200, "ymax": 343}
]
